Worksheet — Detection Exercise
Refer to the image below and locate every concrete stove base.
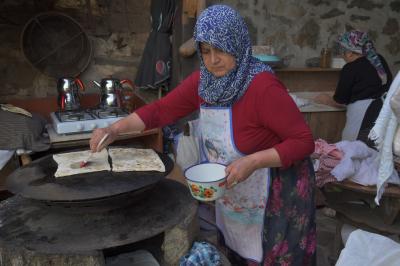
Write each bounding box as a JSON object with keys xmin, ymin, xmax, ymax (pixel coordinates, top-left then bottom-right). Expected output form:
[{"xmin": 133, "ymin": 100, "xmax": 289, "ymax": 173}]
[{"xmin": 0, "ymin": 179, "xmax": 198, "ymax": 266}]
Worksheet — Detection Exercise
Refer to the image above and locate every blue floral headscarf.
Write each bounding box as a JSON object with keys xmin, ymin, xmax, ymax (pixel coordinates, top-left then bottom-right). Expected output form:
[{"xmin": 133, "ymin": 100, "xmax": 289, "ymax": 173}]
[
  {"xmin": 194, "ymin": 5, "xmax": 273, "ymax": 106},
  {"xmin": 338, "ymin": 30, "xmax": 387, "ymax": 85}
]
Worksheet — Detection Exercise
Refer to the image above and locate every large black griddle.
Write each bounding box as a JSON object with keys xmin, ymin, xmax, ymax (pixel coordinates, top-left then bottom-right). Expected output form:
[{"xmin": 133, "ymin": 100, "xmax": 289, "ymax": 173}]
[{"xmin": 6, "ymin": 150, "xmax": 173, "ymax": 203}]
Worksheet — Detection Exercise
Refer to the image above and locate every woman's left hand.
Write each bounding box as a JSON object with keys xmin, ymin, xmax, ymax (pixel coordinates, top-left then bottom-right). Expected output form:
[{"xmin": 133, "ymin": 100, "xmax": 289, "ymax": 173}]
[{"xmin": 225, "ymin": 156, "xmax": 257, "ymax": 188}]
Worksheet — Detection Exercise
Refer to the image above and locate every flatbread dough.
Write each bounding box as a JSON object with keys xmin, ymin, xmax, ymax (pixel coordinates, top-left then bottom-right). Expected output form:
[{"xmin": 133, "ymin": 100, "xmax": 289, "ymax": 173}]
[
  {"xmin": 109, "ymin": 148, "xmax": 165, "ymax": 172},
  {"xmin": 53, "ymin": 149, "xmax": 110, "ymax": 177}
]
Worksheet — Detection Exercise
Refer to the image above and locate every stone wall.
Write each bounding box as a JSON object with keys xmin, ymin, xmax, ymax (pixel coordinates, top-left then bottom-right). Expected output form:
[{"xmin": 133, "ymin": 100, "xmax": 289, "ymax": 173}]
[
  {"xmin": 210, "ymin": 0, "xmax": 400, "ymax": 73},
  {"xmin": 0, "ymin": 0, "xmax": 151, "ymax": 101},
  {"xmin": 1, "ymin": 0, "xmax": 399, "ymax": 101}
]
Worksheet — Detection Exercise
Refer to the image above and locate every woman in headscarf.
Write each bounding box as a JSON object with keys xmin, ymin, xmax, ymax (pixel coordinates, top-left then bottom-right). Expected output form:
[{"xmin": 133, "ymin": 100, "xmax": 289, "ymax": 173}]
[
  {"xmin": 315, "ymin": 30, "xmax": 393, "ymax": 146},
  {"xmin": 90, "ymin": 5, "xmax": 316, "ymax": 265}
]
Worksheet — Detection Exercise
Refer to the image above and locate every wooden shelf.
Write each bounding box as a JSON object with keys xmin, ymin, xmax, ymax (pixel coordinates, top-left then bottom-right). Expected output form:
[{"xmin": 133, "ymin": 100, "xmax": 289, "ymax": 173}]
[{"xmin": 47, "ymin": 126, "xmax": 162, "ymax": 150}]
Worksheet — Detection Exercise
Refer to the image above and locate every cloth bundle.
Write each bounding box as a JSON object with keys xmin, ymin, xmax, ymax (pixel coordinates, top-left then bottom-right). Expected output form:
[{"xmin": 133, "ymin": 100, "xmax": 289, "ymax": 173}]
[
  {"xmin": 179, "ymin": 241, "xmax": 221, "ymax": 266},
  {"xmin": 332, "ymin": 140, "xmax": 399, "ymax": 186},
  {"xmin": 313, "ymin": 139, "xmax": 343, "ymax": 187},
  {"xmin": 313, "ymin": 139, "xmax": 400, "ymax": 187}
]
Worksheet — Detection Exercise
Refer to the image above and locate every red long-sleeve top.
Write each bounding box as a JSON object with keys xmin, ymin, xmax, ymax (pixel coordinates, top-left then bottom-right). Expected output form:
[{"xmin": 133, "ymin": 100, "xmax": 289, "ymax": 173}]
[{"xmin": 136, "ymin": 71, "xmax": 314, "ymax": 168}]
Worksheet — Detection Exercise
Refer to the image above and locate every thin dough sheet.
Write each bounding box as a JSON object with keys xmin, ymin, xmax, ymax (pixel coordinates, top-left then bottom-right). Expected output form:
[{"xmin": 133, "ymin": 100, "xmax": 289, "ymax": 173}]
[
  {"xmin": 108, "ymin": 148, "xmax": 165, "ymax": 172},
  {"xmin": 53, "ymin": 149, "xmax": 110, "ymax": 177}
]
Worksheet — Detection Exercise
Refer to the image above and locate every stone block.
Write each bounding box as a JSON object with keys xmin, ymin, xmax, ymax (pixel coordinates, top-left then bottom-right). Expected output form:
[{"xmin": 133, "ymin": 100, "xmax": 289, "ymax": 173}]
[
  {"xmin": 391, "ymin": 1, "xmax": 400, "ymax": 12},
  {"xmin": 294, "ymin": 19, "xmax": 320, "ymax": 49},
  {"xmin": 162, "ymin": 202, "xmax": 198, "ymax": 266},
  {"xmin": 320, "ymin": 8, "xmax": 345, "ymax": 19},
  {"xmin": 126, "ymin": 0, "xmax": 151, "ymax": 13},
  {"xmin": 131, "ymin": 33, "xmax": 150, "ymax": 56},
  {"xmin": 386, "ymin": 36, "xmax": 400, "ymax": 55},
  {"xmin": 350, "ymin": 15, "xmax": 370, "ymax": 22},
  {"xmin": 127, "ymin": 14, "xmax": 151, "ymax": 34},
  {"xmin": 347, "ymin": 0, "xmax": 384, "ymax": 10},
  {"xmin": 55, "ymin": 0, "xmax": 86, "ymax": 9},
  {"xmin": 109, "ymin": 13, "xmax": 130, "ymax": 32},
  {"xmin": 109, "ymin": 0, "xmax": 125, "ymax": 13},
  {"xmin": 383, "ymin": 18, "xmax": 399, "ymax": 35},
  {"xmin": 0, "ymin": 246, "xmax": 105, "ymax": 266}
]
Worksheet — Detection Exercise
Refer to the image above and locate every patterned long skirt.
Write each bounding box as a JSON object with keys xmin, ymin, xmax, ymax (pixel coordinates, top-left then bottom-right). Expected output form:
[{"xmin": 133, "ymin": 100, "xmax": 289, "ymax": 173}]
[{"xmin": 220, "ymin": 158, "xmax": 316, "ymax": 266}]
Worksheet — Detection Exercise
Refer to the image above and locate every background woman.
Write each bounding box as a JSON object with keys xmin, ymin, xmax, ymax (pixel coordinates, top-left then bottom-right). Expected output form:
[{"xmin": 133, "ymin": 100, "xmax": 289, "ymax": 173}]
[
  {"xmin": 91, "ymin": 5, "xmax": 316, "ymax": 265},
  {"xmin": 315, "ymin": 30, "xmax": 393, "ymax": 146}
]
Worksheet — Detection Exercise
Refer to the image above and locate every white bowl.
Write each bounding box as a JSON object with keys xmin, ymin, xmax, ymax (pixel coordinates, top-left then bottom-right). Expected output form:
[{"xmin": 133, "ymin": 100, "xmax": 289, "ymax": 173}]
[
  {"xmin": 184, "ymin": 163, "xmax": 227, "ymax": 201},
  {"xmin": 331, "ymin": 57, "xmax": 346, "ymax": 68}
]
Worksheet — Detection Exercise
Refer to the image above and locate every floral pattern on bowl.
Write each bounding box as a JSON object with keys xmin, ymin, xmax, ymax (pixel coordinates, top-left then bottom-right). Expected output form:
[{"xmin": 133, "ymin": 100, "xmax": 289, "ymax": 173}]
[{"xmin": 188, "ymin": 182, "xmax": 225, "ymax": 201}]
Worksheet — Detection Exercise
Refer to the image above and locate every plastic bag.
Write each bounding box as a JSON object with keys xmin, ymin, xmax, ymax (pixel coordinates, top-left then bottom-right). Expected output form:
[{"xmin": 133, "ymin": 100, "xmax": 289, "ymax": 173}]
[
  {"xmin": 176, "ymin": 120, "xmax": 200, "ymax": 171},
  {"xmin": 336, "ymin": 229, "xmax": 400, "ymax": 266},
  {"xmin": 176, "ymin": 134, "xmax": 200, "ymax": 171}
]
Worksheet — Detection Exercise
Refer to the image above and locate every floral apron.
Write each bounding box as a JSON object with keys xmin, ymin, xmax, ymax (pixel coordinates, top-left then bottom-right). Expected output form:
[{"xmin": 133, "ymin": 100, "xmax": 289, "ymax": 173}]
[{"xmin": 199, "ymin": 105, "xmax": 270, "ymax": 262}]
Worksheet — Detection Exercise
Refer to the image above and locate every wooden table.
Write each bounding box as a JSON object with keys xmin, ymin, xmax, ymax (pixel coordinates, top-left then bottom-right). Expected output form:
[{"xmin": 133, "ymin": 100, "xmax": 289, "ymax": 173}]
[
  {"xmin": 47, "ymin": 125, "xmax": 163, "ymax": 152},
  {"xmin": 291, "ymin": 91, "xmax": 346, "ymax": 143},
  {"xmin": 324, "ymin": 180, "xmax": 400, "ymax": 257}
]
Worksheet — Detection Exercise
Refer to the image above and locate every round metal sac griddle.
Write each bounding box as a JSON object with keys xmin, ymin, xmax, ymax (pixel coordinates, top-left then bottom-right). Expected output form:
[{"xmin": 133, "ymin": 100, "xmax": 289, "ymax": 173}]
[{"xmin": 6, "ymin": 151, "xmax": 174, "ymax": 202}]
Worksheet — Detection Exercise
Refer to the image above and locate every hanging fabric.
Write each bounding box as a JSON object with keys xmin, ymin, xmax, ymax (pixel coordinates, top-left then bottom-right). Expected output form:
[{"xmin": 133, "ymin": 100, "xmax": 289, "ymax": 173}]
[{"xmin": 134, "ymin": 0, "xmax": 177, "ymax": 89}]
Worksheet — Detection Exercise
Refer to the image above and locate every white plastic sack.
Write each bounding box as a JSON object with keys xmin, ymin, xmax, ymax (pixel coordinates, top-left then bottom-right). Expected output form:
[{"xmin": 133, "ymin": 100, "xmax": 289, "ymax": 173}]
[
  {"xmin": 0, "ymin": 150, "xmax": 14, "ymax": 170},
  {"xmin": 336, "ymin": 229, "xmax": 400, "ymax": 266},
  {"xmin": 176, "ymin": 134, "xmax": 200, "ymax": 171},
  {"xmin": 176, "ymin": 120, "xmax": 201, "ymax": 171}
]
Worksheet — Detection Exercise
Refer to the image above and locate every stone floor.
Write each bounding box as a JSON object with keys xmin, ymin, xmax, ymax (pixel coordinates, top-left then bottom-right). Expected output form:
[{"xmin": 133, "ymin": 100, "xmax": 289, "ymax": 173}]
[
  {"xmin": 316, "ymin": 208, "xmax": 339, "ymax": 266},
  {"xmin": 196, "ymin": 208, "xmax": 340, "ymax": 266}
]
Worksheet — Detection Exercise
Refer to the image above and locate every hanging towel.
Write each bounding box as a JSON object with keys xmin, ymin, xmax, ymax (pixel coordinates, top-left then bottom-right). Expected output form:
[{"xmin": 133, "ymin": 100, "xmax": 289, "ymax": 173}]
[{"xmin": 368, "ymin": 71, "xmax": 400, "ymax": 204}]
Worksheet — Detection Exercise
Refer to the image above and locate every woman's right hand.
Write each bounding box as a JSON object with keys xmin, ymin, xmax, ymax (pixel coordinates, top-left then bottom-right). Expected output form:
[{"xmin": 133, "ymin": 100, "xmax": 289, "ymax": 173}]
[
  {"xmin": 89, "ymin": 127, "xmax": 118, "ymax": 152},
  {"xmin": 313, "ymin": 93, "xmax": 333, "ymax": 105}
]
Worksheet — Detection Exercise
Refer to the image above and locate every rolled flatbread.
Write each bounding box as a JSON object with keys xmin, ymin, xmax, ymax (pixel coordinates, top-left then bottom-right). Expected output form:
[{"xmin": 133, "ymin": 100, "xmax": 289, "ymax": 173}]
[
  {"xmin": 108, "ymin": 148, "xmax": 165, "ymax": 172},
  {"xmin": 53, "ymin": 149, "xmax": 110, "ymax": 177}
]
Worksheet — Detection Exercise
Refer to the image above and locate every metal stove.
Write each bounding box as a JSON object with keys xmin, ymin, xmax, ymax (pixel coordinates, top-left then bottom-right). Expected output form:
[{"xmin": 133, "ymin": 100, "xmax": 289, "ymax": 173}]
[{"xmin": 50, "ymin": 108, "xmax": 129, "ymax": 134}]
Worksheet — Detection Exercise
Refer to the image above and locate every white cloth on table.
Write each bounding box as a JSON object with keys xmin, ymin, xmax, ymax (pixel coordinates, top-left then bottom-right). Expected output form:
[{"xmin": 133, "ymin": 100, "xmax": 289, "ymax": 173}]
[
  {"xmin": 336, "ymin": 229, "xmax": 400, "ymax": 266},
  {"xmin": 0, "ymin": 150, "xmax": 14, "ymax": 170},
  {"xmin": 331, "ymin": 140, "xmax": 400, "ymax": 186},
  {"xmin": 289, "ymin": 93, "xmax": 310, "ymax": 108},
  {"xmin": 368, "ymin": 71, "xmax": 400, "ymax": 204}
]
